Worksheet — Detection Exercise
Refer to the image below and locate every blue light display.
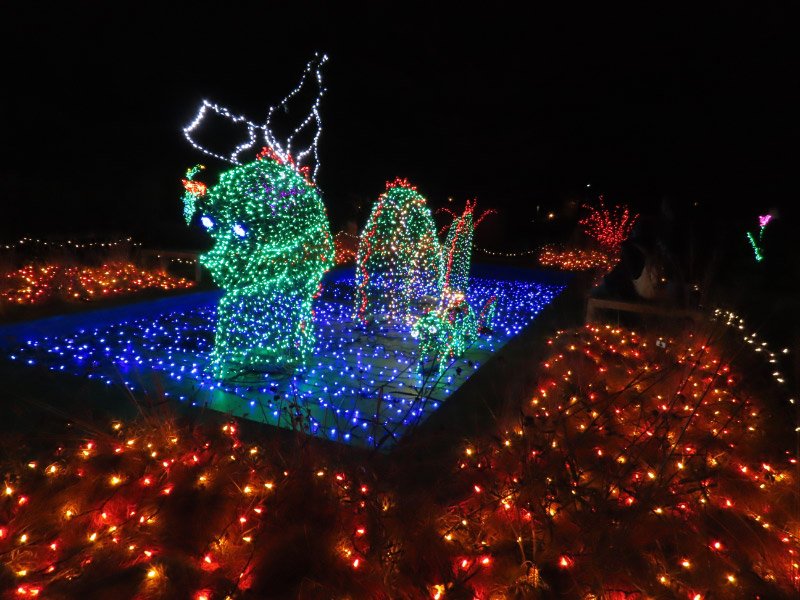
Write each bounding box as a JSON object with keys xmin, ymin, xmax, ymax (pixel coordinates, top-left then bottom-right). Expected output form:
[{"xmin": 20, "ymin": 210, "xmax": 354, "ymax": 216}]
[{"xmin": 4, "ymin": 276, "xmax": 562, "ymax": 448}]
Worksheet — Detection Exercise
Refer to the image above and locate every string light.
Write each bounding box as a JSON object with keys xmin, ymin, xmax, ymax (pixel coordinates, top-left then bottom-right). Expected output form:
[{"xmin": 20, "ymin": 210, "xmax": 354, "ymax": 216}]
[
  {"xmin": 538, "ymin": 246, "xmax": 612, "ymax": 271},
  {"xmin": 746, "ymin": 213, "xmax": 773, "ymax": 263},
  {"xmin": 579, "ymin": 196, "xmax": 638, "ymax": 255},
  {"xmin": 1, "ymin": 262, "xmax": 194, "ymax": 305},
  {"xmin": 439, "ymin": 200, "xmax": 494, "ymax": 295},
  {"xmin": 182, "ymin": 151, "xmax": 333, "ymax": 377},
  {"xmin": 474, "ymin": 245, "xmax": 538, "ymax": 257},
  {"xmin": 2, "ymin": 320, "xmax": 792, "ymax": 597},
  {"xmin": 411, "ymin": 201, "xmax": 497, "ymax": 371},
  {"xmin": 1, "ymin": 237, "xmax": 140, "ymax": 251},
  {"xmin": 355, "ymin": 178, "xmax": 442, "ymax": 325},
  {"xmin": 182, "ymin": 54, "xmax": 327, "ymax": 181}
]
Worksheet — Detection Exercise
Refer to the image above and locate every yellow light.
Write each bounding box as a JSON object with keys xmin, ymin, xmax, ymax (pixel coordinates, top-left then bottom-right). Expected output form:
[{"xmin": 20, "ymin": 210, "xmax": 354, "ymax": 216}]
[
  {"xmin": 264, "ymin": 482, "xmax": 274, "ymax": 489},
  {"xmin": 243, "ymin": 485, "xmax": 253, "ymax": 494},
  {"xmin": 727, "ymin": 574, "xmax": 736, "ymax": 583},
  {"xmin": 110, "ymin": 476, "xmax": 122, "ymax": 486},
  {"xmin": 681, "ymin": 559, "xmax": 690, "ymax": 568},
  {"xmin": 147, "ymin": 568, "xmax": 157, "ymax": 579},
  {"xmin": 19, "ymin": 534, "xmax": 28, "ymax": 543},
  {"xmin": 89, "ymin": 533, "xmax": 97, "ymax": 542},
  {"xmin": 5, "ymin": 486, "xmax": 13, "ymax": 496}
]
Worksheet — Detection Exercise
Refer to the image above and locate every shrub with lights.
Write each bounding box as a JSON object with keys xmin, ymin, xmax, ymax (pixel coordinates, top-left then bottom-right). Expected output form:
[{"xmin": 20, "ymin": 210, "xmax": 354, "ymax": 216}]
[
  {"xmin": 1, "ymin": 262, "xmax": 194, "ymax": 305},
  {"xmin": 183, "ymin": 152, "xmax": 333, "ymax": 378},
  {"xmin": 441, "ymin": 322, "xmax": 799, "ymax": 598},
  {"xmin": 2, "ymin": 320, "xmax": 797, "ymax": 598},
  {"xmin": 537, "ymin": 245, "xmax": 612, "ymax": 272},
  {"xmin": 355, "ymin": 178, "xmax": 442, "ymax": 325}
]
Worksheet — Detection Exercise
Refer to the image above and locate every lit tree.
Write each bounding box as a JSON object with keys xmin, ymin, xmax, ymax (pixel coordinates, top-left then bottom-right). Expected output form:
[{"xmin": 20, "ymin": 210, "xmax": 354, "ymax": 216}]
[
  {"xmin": 579, "ymin": 196, "xmax": 638, "ymax": 255},
  {"xmin": 439, "ymin": 200, "xmax": 494, "ymax": 295}
]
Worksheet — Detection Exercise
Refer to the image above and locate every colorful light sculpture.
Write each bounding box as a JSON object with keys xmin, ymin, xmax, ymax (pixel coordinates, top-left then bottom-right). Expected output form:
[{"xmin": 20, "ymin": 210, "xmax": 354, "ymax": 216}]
[
  {"xmin": 181, "ymin": 55, "xmax": 333, "ymax": 377},
  {"xmin": 355, "ymin": 178, "xmax": 442, "ymax": 325},
  {"xmin": 439, "ymin": 200, "xmax": 494, "ymax": 296},
  {"xmin": 184, "ymin": 155, "xmax": 333, "ymax": 377},
  {"xmin": 746, "ymin": 213, "xmax": 773, "ymax": 263}
]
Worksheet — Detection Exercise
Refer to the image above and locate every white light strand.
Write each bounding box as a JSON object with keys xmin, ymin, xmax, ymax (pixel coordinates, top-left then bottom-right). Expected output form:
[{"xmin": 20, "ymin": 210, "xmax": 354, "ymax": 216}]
[
  {"xmin": 182, "ymin": 53, "xmax": 328, "ymax": 182},
  {"xmin": 474, "ymin": 245, "xmax": 538, "ymax": 257},
  {"xmin": 1, "ymin": 237, "xmax": 141, "ymax": 251},
  {"xmin": 711, "ymin": 308, "xmax": 797, "ymax": 418}
]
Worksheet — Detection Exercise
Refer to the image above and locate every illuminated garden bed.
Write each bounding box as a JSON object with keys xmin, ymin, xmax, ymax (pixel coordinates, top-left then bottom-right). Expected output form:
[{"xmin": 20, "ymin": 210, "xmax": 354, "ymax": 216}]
[{"xmin": 1, "ymin": 268, "xmax": 564, "ymax": 449}]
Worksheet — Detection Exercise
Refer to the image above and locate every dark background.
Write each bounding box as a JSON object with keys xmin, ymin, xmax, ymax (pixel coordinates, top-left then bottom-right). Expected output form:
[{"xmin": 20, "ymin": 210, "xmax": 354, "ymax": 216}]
[{"xmin": 0, "ymin": 3, "xmax": 794, "ymax": 252}]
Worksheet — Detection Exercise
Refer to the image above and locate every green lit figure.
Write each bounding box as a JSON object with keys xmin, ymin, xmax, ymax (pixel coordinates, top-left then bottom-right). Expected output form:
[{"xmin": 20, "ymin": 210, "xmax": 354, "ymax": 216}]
[
  {"xmin": 412, "ymin": 201, "xmax": 495, "ymax": 373},
  {"xmin": 183, "ymin": 152, "xmax": 333, "ymax": 378}
]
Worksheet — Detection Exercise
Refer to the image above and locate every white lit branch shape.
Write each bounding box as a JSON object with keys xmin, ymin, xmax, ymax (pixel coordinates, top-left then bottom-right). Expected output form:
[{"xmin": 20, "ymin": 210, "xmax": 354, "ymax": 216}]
[{"xmin": 183, "ymin": 53, "xmax": 328, "ymax": 181}]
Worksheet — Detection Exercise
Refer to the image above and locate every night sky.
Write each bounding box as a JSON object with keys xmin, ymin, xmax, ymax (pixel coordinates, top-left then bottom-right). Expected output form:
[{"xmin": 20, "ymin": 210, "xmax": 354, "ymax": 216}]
[{"xmin": 0, "ymin": 3, "xmax": 794, "ymax": 250}]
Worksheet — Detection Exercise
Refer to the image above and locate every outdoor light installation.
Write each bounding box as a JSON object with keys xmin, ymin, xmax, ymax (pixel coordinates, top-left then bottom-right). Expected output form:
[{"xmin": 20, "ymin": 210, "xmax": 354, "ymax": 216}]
[
  {"xmin": 355, "ymin": 178, "xmax": 442, "ymax": 325},
  {"xmin": 0, "ymin": 54, "xmax": 565, "ymax": 448},
  {"xmin": 180, "ymin": 55, "xmax": 334, "ymax": 377}
]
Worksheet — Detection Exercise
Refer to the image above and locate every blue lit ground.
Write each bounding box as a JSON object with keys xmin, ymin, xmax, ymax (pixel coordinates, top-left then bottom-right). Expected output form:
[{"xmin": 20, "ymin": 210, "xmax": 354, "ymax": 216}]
[{"xmin": 2, "ymin": 273, "xmax": 563, "ymax": 449}]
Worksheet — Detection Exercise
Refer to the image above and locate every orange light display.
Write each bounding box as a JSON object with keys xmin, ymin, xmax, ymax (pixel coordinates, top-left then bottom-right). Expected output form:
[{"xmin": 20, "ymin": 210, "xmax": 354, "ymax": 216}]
[
  {"xmin": 1, "ymin": 262, "xmax": 194, "ymax": 305},
  {"xmin": 538, "ymin": 245, "xmax": 612, "ymax": 271}
]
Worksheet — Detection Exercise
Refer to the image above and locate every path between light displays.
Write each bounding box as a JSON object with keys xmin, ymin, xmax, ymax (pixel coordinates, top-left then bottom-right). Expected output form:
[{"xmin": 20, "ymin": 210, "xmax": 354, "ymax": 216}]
[{"xmin": 2, "ymin": 275, "xmax": 564, "ymax": 449}]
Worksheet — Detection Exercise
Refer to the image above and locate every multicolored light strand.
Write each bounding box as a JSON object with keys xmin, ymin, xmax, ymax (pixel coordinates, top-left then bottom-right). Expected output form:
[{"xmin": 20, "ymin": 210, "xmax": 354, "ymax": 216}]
[
  {"xmin": 355, "ymin": 178, "xmax": 441, "ymax": 325},
  {"xmin": 439, "ymin": 200, "xmax": 494, "ymax": 296}
]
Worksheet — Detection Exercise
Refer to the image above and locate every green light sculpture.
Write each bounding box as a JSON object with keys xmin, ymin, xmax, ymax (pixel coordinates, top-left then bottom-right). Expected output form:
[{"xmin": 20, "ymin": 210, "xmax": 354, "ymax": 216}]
[{"xmin": 184, "ymin": 154, "xmax": 333, "ymax": 378}]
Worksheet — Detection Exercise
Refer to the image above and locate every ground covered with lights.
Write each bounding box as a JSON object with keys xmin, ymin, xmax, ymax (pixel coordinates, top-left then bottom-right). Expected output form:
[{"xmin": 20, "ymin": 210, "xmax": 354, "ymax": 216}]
[
  {"xmin": 0, "ymin": 319, "xmax": 796, "ymax": 599},
  {"xmin": 1, "ymin": 270, "xmax": 563, "ymax": 449}
]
